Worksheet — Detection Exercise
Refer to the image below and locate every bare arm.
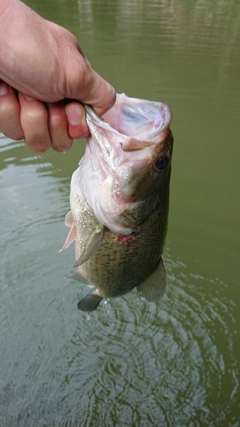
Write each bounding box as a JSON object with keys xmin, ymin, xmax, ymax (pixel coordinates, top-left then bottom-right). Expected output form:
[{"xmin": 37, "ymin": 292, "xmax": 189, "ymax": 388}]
[{"xmin": 0, "ymin": 0, "xmax": 116, "ymax": 151}]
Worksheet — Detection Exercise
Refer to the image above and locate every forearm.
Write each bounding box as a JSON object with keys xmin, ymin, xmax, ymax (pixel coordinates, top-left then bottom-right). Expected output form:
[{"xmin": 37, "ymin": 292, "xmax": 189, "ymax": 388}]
[
  {"xmin": 0, "ymin": 0, "xmax": 31, "ymax": 80},
  {"xmin": 0, "ymin": 0, "xmax": 115, "ymax": 151},
  {"xmin": 0, "ymin": 0, "xmax": 25, "ymax": 36},
  {"xmin": 0, "ymin": 0, "xmax": 61, "ymax": 100}
]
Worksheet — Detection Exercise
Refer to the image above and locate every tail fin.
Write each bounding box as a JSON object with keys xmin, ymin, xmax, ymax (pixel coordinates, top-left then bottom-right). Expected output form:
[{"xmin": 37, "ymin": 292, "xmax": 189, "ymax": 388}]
[{"xmin": 77, "ymin": 291, "xmax": 103, "ymax": 312}]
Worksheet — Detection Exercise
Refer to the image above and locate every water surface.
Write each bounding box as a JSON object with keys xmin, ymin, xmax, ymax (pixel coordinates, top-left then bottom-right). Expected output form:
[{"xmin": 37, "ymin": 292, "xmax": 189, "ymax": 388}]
[{"xmin": 0, "ymin": 0, "xmax": 240, "ymax": 425}]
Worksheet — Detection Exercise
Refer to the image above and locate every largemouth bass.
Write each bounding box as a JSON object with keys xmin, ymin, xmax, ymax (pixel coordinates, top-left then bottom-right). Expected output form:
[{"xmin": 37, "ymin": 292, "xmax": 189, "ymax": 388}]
[{"xmin": 60, "ymin": 93, "xmax": 173, "ymax": 312}]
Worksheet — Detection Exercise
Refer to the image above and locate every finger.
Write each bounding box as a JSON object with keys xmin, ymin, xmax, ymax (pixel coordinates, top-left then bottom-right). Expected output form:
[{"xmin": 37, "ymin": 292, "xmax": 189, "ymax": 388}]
[
  {"xmin": 0, "ymin": 81, "xmax": 24, "ymax": 140},
  {"xmin": 66, "ymin": 58, "xmax": 116, "ymax": 117},
  {"xmin": 47, "ymin": 102, "xmax": 73, "ymax": 152},
  {"xmin": 65, "ymin": 102, "xmax": 89, "ymax": 139},
  {"xmin": 83, "ymin": 70, "xmax": 116, "ymax": 117},
  {"xmin": 18, "ymin": 93, "xmax": 51, "ymax": 152}
]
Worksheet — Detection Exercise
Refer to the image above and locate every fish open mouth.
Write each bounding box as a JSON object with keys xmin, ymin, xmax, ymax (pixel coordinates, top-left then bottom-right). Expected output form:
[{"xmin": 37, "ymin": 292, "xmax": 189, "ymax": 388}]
[{"xmin": 102, "ymin": 93, "xmax": 172, "ymax": 142}]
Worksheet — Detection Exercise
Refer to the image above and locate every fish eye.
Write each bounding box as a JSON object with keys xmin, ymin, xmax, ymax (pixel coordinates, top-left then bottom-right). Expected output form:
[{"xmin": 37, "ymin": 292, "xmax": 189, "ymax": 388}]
[{"xmin": 155, "ymin": 156, "xmax": 169, "ymax": 171}]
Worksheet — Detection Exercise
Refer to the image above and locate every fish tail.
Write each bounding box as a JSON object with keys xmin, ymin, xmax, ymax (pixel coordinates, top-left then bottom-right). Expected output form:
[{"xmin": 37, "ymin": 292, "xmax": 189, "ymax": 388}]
[{"xmin": 77, "ymin": 291, "xmax": 103, "ymax": 312}]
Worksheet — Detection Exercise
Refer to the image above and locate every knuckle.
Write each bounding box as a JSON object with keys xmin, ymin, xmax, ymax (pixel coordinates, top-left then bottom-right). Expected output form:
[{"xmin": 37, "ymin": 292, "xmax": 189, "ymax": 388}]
[
  {"xmin": 0, "ymin": 98, "xmax": 18, "ymax": 116},
  {"xmin": 49, "ymin": 111, "xmax": 64, "ymax": 128},
  {"xmin": 66, "ymin": 59, "xmax": 91, "ymax": 97}
]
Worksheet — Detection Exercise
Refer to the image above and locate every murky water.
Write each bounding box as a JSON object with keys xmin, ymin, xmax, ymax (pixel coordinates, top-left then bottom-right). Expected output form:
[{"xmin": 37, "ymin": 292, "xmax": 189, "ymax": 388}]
[{"xmin": 1, "ymin": 0, "xmax": 240, "ymax": 425}]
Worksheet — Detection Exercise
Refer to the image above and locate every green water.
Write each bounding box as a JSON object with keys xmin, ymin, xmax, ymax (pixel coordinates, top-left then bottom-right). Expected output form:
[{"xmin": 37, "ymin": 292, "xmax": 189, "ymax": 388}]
[{"xmin": 0, "ymin": 0, "xmax": 239, "ymax": 425}]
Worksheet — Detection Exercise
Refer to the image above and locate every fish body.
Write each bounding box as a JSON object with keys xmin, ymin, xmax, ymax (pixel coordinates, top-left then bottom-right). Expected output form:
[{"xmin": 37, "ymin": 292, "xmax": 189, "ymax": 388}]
[{"xmin": 61, "ymin": 93, "xmax": 173, "ymax": 311}]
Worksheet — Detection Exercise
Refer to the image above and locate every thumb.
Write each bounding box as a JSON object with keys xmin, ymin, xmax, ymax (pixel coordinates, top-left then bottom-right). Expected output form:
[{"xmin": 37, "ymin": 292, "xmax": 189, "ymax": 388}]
[
  {"xmin": 66, "ymin": 57, "xmax": 116, "ymax": 117},
  {"xmin": 84, "ymin": 69, "xmax": 116, "ymax": 116}
]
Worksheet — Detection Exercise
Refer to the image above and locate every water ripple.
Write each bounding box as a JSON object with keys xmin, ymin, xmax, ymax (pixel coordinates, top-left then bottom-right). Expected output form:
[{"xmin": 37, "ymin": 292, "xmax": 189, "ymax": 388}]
[{"xmin": 44, "ymin": 256, "xmax": 238, "ymax": 427}]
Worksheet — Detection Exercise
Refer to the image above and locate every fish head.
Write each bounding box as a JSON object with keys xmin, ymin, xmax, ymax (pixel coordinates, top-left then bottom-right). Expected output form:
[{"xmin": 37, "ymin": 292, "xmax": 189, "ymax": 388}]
[{"xmin": 77, "ymin": 94, "xmax": 173, "ymax": 234}]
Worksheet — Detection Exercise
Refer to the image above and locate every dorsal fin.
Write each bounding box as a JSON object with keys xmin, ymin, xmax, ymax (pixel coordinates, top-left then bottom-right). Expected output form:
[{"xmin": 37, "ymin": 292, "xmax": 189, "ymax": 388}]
[{"xmin": 137, "ymin": 258, "xmax": 167, "ymax": 301}]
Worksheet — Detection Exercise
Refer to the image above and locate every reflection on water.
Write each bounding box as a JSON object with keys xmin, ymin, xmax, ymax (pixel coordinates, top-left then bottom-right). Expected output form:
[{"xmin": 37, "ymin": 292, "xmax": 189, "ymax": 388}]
[{"xmin": 1, "ymin": 0, "xmax": 240, "ymax": 424}]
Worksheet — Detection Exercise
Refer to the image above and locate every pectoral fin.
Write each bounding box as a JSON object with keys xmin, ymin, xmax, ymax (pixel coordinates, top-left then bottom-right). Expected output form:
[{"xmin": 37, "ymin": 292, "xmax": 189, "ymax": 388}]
[
  {"xmin": 137, "ymin": 258, "xmax": 167, "ymax": 302},
  {"xmin": 59, "ymin": 211, "xmax": 77, "ymax": 252},
  {"xmin": 74, "ymin": 225, "xmax": 104, "ymax": 267},
  {"xmin": 64, "ymin": 210, "xmax": 75, "ymax": 228},
  {"xmin": 77, "ymin": 289, "xmax": 103, "ymax": 312}
]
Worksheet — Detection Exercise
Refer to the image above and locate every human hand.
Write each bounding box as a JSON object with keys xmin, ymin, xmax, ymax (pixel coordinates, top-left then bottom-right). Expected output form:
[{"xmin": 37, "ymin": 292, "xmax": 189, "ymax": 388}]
[{"xmin": 0, "ymin": 0, "xmax": 116, "ymax": 152}]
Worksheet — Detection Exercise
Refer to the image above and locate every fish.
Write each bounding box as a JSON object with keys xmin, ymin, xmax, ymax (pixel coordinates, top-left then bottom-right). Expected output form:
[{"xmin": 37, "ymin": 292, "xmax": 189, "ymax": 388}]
[{"xmin": 60, "ymin": 93, "xmax": 173, "ymax": 312}]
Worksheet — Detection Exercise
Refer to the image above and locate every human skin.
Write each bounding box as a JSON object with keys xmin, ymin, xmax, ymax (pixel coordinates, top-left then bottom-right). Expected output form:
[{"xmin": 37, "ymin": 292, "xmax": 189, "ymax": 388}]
[{"xmin": 0, "ymin": 0, "xmax": 116, "ymax": 152}]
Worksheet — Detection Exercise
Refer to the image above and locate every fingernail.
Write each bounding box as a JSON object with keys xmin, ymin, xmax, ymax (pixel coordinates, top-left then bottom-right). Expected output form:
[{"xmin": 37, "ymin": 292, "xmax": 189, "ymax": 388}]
[
  {"xmin": 0, "ymin": 82, "xmax": 9, "ymax": 96},
  {"xmin": 65, "ymin": 104, "xmax": 84, "ymax": 126}
]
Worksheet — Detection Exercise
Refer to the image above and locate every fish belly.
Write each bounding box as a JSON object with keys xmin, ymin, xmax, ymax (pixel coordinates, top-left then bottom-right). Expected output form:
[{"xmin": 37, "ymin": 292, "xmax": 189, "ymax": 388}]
[{"xmin": 75, "ymin": 207, "xmax": 168, "ymax": 299}]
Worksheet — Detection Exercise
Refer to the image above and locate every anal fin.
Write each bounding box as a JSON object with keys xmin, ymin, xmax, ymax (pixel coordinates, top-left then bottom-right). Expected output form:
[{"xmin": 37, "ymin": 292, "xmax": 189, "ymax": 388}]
[
  {"xmin": 137, "ymin": 257, "xmax": 167, "ymax": 302},
  {"xmin": 77, "ymin": 290, "xmax": 103, "ymax": 312},
  {"xmin": 67, "ymin": 271, "xmax": 89, "ymax": 284}
]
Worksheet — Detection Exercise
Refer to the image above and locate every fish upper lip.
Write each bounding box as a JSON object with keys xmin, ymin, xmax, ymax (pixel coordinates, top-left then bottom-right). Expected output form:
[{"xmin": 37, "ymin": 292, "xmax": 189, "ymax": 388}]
[
  {"xmin": 85, "ymin": 95, "xmax": 172, "ymax": 144},
  {"xmin": 84, "ymin": 102, "xmax": 172, "ymax": 171}
]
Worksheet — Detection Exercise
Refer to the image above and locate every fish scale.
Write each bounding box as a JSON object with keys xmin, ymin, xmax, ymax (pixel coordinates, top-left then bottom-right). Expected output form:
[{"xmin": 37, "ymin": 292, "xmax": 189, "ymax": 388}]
[{"xmin": 75, "ymin": 205, "xmax": 168, "ymax": 298}]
